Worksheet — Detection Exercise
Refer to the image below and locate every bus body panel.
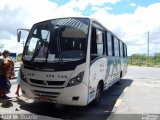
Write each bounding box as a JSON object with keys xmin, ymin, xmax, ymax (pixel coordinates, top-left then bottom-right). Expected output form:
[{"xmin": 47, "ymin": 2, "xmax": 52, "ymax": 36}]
[
  {"xmin": 105, "ymin": 57, "xmax": 115, "ymax": 88},
  {"xmin": 88, "ymin": 57, "xmax": 107, "ymax": 103},
  {"xmin": 111, "ymin": 57, "xmax": 121, "ymax": 85},
  {"xmin": 121, "ymin": 58, "xmax": 128, "ymax": 77}
]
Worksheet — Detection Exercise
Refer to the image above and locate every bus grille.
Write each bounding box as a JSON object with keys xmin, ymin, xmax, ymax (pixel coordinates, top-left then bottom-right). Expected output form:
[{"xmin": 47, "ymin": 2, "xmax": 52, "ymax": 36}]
[
  {"xmin": 32, "ymin": 90, "xmax": 60, "ymax": 98},
  {"xmin": 30, "ymin": 79, "xmax": 65, "ymax": 87}
]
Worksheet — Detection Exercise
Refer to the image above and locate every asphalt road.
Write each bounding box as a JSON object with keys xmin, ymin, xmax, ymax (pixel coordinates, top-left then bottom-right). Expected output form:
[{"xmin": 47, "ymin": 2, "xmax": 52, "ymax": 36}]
[
  {"xmin": 108, "ymin": 66, "xmax": 160, "ymax": 120},
  {"xmin": 1, "ymin": 66, "xmax": 160, "ymax": 120}
]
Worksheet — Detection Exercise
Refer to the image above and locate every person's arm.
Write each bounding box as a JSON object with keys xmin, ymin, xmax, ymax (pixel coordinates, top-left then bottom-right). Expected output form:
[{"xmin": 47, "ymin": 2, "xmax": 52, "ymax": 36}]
[
  {"xmin": 2, "ymin": 59, "xmax": 8, "ymax": 79},
  {"xmin": 10, "ymin": 60, "xmax": 15, "ymax": 79}
]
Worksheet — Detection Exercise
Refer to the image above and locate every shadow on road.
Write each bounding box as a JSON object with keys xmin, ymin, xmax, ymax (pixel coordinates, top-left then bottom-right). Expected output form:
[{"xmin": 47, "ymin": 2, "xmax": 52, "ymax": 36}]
[{"xmin": 19, "ymin": 79, "xmax": 133, "ymax": 120}]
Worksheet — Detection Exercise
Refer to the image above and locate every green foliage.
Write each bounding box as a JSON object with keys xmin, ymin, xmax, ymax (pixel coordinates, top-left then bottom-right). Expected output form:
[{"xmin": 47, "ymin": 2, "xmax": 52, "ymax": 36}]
[
  {"xmin": 17, "ymin": 53, "xmax": 22, "ymax": 61},
  {"xmin": 128, "ymin": 53, "xmax": 160, "ymax": 67}
]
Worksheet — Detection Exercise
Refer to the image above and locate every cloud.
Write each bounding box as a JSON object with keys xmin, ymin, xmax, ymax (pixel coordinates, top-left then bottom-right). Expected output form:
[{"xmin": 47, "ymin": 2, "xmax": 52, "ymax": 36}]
[
  {"xmin": 89, "ymin": 3, "xmax": 160, "ymax": 55},
  {"xmin": 0, "ymin": 0, "xmax": 120, "ymax": 50},
  {"xmin": 68, "ymin": 0, "xmax": 120, "ymax": 7},
  {"xmin": 89, "ymin": 0, "xmax": 120, "ymax": 6},
  {"xmin": 130, "ymin": 3, "xmax": 136, "ymax": 7},
  {"xmin": 0, "ymin": 0, "xmax": 160, "ymax": 56},
  {"xmin": 0, "ymin": 0, "xmax": 57, "ymax": 53},
  {"xmin": 0, "ymin": 5, "xmax": 27, "ymax": 39},
  {"xmin": 92, "ymin": 6, "xmax": 112, "ymax": 11},
  {"xmin": 56, "ymin": 0, "xmax": 119, "ymax": 16}
]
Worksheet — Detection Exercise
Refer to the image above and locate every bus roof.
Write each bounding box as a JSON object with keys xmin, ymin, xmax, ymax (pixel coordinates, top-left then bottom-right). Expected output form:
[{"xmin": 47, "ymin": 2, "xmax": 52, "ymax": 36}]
[{"xmin": 33, "ymin": 17, "xmax": 126, "ymax": 45}]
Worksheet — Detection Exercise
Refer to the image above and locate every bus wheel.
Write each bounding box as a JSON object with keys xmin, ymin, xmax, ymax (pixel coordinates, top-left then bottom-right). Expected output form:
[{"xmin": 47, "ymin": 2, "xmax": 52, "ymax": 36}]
[
  {"xmin": 92, "ymin": 83, "xmax": 102, "ymax": 105},
  {"xmin": 117, "ymin": 71, "xmax": 122, "ymax": 85},
  {"xmin": 120, "ymin": 71, "xmax": 122, "ymax": 78}
]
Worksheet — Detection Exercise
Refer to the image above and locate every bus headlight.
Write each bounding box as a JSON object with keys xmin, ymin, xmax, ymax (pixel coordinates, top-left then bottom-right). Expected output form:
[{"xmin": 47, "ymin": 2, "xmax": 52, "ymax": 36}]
[
  {"xmin": 67, "ymin": 72, "xmax": 84, "ymax": 87},
  {"xmin": 20, "ymin": 69, "xmax": 27, "ymax": 83}
]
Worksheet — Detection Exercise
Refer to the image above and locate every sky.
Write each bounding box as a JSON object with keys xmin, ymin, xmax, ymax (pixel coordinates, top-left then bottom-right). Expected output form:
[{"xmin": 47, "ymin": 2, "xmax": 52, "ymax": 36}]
[{"xmin": 0, "ymin": 0, "xmax": 160, "ymax": 56}]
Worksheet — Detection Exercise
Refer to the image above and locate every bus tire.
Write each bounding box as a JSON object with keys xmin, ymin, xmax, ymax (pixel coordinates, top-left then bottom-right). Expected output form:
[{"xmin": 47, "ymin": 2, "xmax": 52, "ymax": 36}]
[
  {"xmin": 120, "ymin": 71, "xmax": 123, "ymax": 78},
  {"xmin": 117, "ymin": 71, "xmax": 122, "ymax": 85},
  {"xmin": 91, "ymin": 82, "xmax": 102, "ymax": 105}
]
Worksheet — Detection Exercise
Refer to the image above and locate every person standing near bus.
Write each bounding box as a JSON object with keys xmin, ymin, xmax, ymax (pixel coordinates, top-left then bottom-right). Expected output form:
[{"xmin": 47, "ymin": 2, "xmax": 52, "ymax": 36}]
[
  {"xmin": 15, "ymin": 69, "xmax": 20, "ymax": 97},
  {"xmin": 0, "ymin": 50, "xmax": 11, "ymax": 99}
]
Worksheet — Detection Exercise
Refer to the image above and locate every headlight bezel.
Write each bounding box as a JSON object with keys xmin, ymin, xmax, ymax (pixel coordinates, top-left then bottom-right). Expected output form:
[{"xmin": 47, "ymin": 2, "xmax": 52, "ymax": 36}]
[{"xmin": 67, "ymin": 71, "xmax": 84, "ymax": 87}]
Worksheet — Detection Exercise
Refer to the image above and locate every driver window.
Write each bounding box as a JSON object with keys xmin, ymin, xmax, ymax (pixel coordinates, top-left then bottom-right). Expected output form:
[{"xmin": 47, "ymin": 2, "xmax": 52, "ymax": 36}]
[{"xmin": 91, "ymin": 26, "xmax": 104, "ymax": 57}]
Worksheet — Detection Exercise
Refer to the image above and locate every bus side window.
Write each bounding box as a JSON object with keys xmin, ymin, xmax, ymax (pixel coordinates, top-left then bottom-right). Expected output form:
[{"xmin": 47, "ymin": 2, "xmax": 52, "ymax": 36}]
[
  {"xmin": 118, "ymin": 40, "xmax": 121, "ymax": 57},
  {"xmin": 91, "ymin": 27, "xmax": 104, "ymax": 56},
  {"xmin": 105, "ymin": 31, "xmax": 108, "ymax": 56},
  {"xmin": 124, "ymin": 44, "xmax": 127, "ymax": 57},
  {"xmin": 107, "ymin": 32, "xmax": 112, "ymax": 56},
  {"xmin": 111, "ymin": 35, "xmax": 115, "ymax": 56},
  {"xmin": 114, "ymin": 37, "xmax": 119, "ymax": 57},
  {"xmin": 91, "ymin": 27, "xmax": 97, "ymax": 55},
  {"xmin": 122, "ymin": 43, "xmax": 126, "ymax": 57},
  {"xmin": 96, "ymin": 29, "xmax": 104, "ymax": 55},
  {"xmin": 91, "ymin": 28, "xmax": 104, "ymax": 56},
  {"xmin": 120, "ymin": 41, "xmax": 123, "ymax": 57}
]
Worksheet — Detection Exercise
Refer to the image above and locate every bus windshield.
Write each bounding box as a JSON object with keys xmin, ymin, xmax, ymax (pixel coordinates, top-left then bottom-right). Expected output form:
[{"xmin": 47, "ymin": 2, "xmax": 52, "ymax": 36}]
[{"xmin": 23, "ymin": 18, "xmax": 89, "ymax": 63}]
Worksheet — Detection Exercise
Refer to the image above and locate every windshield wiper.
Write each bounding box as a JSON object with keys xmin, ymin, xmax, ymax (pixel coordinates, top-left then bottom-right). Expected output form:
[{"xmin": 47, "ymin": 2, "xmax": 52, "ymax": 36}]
[
  {"xmin": 57, "ymin": 36, "xmax": 64, "ymax": 64},
  {"xmin": 56, "ymin": 26, "xmax": 64, "ymax": 64},
  {"xmin": 31, "ymin": 39, "xmax": 47, "ymax": 63}
]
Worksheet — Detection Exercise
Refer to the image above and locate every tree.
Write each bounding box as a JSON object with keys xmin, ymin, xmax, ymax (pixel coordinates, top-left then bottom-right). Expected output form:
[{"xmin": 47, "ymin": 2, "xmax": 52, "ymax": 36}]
[
  {"xmin": 17, "ymin": 53, "xmax": 23, "ymax": 61},
  {"xmin": 154, "ymin": 53, "xmax": 160, "ymax": 65}
]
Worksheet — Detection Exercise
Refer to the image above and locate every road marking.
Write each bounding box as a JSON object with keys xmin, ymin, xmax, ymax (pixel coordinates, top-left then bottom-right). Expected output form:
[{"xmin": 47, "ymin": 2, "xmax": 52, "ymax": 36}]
[
  {"xmin": 123, "ymin": 87, "xmax": 129, "ymax": 93},
  {"xmin": 114, "ymin": 99, "xmax": 122, "ymax": 107},
  {"xmin": 113, "ymin": 87, "xmax": 129, "ymax": 109},
  {"xmin": 112, "ymin": 86, "xmax": 130, "ymax": 112}
]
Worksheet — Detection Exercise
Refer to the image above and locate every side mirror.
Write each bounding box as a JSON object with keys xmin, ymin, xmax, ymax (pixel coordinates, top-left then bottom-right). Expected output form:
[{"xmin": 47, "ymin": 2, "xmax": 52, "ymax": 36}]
[
  {"xmin": 17, "ymin": 30, "xmax": 21, "ymax": 42},
  {"xmin": 17, "ymin": 28, "xmax": 30, "ymax": 42}
]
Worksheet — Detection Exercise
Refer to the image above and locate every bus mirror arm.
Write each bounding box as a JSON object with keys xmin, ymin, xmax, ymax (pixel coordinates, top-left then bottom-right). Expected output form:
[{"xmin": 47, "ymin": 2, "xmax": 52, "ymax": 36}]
[
  {"xmin": 17, "ymin": 31, "xmax": 21, "ymax": 42},
  {"xmin": 17, "ymin": 28, "xmax": 30, "ymax": 42}
]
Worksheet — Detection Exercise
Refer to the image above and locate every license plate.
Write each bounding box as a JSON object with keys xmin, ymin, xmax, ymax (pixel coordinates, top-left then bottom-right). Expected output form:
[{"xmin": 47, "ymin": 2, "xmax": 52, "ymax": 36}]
[{"xmin": 37, "ymin": 97, "xmax": 51, "ymax": 102}]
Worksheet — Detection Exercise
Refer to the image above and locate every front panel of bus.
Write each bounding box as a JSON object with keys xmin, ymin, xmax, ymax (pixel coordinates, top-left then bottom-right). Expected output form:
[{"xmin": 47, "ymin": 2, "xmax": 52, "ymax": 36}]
[{"xmin": 19, "ymin": 18, "xmax": 90, "ymax": 106}]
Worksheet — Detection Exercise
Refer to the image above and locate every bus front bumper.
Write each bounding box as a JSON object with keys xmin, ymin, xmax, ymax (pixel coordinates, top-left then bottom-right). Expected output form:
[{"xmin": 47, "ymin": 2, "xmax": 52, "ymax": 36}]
[{"xmin": 20, "ymin": 80, "xmax": 89, "ymax": 106}]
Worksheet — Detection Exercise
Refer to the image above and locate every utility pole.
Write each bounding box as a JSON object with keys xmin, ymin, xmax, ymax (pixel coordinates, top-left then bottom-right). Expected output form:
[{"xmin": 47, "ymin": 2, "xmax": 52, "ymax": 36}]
[
  {"xmin": 147, "ymin": 31, "xmax": 149, "ymax": 66},
  {"xmin": 147, "ymin": 31, "xmax": 149, "ymax": 57},
  {"xmin": 21, "ymin": 41, "xmax": 25, "ymax": 49}
]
